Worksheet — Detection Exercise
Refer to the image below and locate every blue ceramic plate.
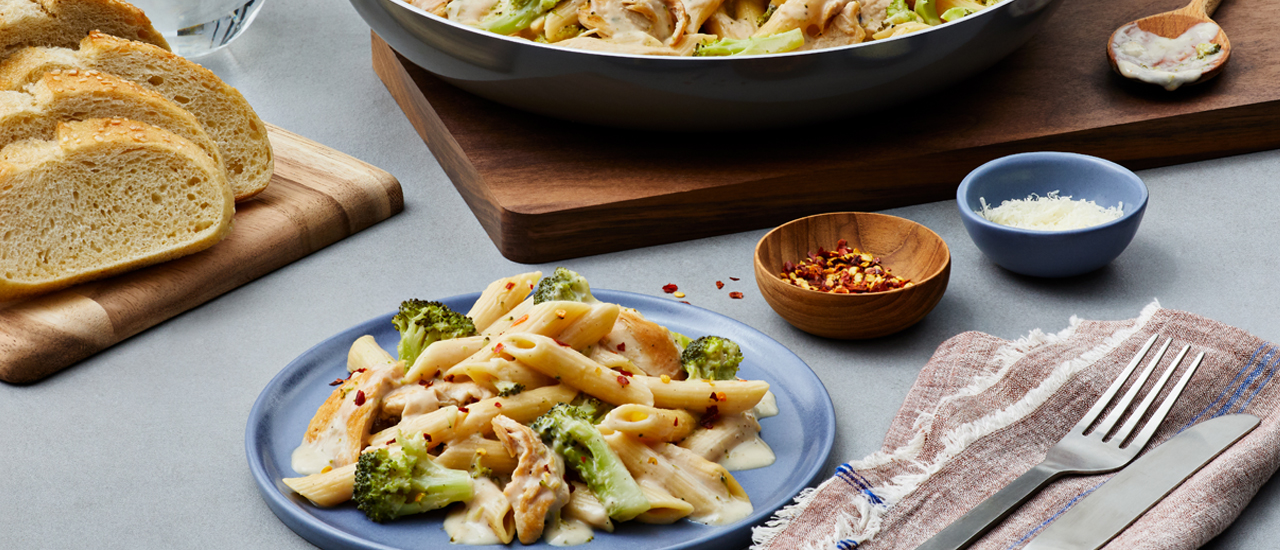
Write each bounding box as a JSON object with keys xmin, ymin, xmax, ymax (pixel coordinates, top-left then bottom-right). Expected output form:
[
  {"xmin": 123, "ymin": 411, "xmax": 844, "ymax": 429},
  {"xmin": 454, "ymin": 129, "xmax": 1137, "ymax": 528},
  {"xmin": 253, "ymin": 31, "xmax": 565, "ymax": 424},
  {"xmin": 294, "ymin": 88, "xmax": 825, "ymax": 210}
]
[{"xmin": 247, "ymin": 289, "xmax": 834, "ymax": 550}]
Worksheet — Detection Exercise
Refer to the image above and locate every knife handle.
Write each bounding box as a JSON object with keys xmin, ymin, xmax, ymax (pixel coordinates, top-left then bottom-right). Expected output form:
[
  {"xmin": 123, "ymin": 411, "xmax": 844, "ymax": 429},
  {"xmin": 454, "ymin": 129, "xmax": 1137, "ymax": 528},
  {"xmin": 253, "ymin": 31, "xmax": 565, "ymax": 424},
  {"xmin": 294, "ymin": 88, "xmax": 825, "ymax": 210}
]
[{"xmin": 916, "ymin": 462, "xmax": 1064, "ymax": 550}]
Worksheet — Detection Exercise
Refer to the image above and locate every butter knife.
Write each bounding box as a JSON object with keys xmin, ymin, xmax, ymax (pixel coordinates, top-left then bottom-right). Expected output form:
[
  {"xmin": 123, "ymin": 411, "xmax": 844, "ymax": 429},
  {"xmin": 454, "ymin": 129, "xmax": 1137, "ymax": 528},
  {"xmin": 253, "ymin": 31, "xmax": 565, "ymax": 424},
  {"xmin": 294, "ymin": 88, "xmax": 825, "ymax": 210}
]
[{"xmin": 1024, "ymin": 413, "xmax": 1260, "ymax": 550}]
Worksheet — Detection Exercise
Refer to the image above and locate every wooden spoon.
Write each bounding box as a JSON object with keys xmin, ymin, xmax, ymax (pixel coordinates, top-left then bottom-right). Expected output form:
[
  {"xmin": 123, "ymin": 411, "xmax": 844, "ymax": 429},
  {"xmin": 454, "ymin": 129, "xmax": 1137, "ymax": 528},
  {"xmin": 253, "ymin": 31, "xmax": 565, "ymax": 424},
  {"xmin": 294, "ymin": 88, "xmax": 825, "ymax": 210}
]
[{"xmin": 1106, "ymin": 0, "xmax": 1230, "ymax": 90}]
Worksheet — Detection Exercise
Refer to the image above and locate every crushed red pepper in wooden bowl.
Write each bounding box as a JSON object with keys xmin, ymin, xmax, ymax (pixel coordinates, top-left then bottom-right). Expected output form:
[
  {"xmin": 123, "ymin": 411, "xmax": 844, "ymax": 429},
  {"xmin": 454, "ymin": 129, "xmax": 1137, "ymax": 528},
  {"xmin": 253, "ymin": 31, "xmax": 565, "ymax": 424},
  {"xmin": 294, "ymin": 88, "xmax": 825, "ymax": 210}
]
[{"xmin": 780, "ymin": 239, "xmax": 914, "ymax": 294}]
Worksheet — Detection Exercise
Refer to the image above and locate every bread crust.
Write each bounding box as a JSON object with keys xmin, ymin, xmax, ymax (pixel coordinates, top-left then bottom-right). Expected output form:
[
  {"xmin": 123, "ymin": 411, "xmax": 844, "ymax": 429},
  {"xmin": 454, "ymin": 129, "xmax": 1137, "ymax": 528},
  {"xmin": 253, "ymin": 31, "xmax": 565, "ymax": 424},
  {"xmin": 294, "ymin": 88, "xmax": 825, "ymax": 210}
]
[
  {"xmin": 0, "ymin": 69, "xmax": 227, "ymax": 183},
  {"xmin": 0, "ymin": 31, "xmax": 272, "ymax": 202},
  {"xmin": 0, "ymin": 0, "xmax": 169, "ymax": 56},
  {"xmin": 0, "ymin": 118, "xmax": 233, "ymax": 302}
]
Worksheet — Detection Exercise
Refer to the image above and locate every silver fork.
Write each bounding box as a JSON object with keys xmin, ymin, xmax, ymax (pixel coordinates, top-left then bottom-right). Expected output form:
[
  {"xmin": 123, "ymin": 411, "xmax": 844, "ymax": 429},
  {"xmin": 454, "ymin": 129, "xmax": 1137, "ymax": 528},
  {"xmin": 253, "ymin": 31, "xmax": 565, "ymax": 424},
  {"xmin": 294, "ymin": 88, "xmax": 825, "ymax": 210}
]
[{"xmin": 917, "ymin": 334, "xmax": 1204, "ymax": 550}]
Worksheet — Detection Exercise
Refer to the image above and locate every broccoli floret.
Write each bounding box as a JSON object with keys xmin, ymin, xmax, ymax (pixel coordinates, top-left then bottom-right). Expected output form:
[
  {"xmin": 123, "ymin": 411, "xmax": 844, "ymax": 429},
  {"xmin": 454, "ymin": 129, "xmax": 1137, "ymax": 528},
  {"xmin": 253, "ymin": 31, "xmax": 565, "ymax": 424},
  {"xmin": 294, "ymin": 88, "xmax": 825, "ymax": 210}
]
[
  {"xmin": 757, "ymin": 4, "xmax": 777, "ymax": 26},
  {"xmin": 680, "ymin": 336, "xmax": 744, "ymax": 380},
  {"xmin": 392, "ymin": 300, "xmax": 477, "ymax": 367},
  {"xmin": 937, "ymin": 0, "xmax": 983, "ymax": 21},
  {"xmin": 914, "ymin": 0, "xmax": 942, "ymax": 25},
  {"xmin": 353, "ymin": 431, "xmax": 473, "ymax": 522},
  {"xmin": 670, "ymin": 331, "xmax": 694, "ymax": 353},
  {"xmin": 495, "ymin": 381, "xmax": 526, "ymax": 397},
  {"xmin": 885, "ymin": 0, "xmax": 922, "ymax": 25},
  {"xmin": 570, "ymin": 394, "xmax": 614, "ymax": 424},
  {"xmin": 475, "ymin": 0, "xmax": 560, "ymax": 35},
  {"xmin": 533, "ymin": 267, "xmax": 598, "ymax": 304},
  {"xmin": 531, "ymin": 404, "xmax": 649, "ymax": 521},
  {"xmin": 694, "ymin": 29, "xmax": 804, "ymax": 57}
]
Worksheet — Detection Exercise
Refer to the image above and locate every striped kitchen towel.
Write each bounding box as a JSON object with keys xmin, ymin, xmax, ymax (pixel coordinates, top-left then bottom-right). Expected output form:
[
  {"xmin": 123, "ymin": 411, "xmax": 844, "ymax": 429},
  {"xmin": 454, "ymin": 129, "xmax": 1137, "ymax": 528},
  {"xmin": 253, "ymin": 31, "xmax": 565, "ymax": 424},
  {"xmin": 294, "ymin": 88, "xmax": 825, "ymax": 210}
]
[{"xmin": 753, "ymin": 302, "xmax": 1280, "ymax": 550}]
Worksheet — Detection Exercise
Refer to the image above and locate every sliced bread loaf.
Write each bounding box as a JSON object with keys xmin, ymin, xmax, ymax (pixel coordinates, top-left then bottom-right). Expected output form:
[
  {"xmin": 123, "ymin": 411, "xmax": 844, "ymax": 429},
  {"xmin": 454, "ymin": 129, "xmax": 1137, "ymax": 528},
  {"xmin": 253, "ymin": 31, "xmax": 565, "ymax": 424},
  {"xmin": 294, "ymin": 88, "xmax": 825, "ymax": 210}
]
[
  {"xmin": 0, "ymin": 0, "xmax": 169, "ymax": 57},
  {"xmin": 0, "ymin": 31, "xmax": 272, "ymax": 201},
  {"xmin": 0, "ymin": 69, "xmax": 225, "ymax": 181},
  {"xmin": 0, "ymin": 118, "xmax": 233, "ymax": 302}
]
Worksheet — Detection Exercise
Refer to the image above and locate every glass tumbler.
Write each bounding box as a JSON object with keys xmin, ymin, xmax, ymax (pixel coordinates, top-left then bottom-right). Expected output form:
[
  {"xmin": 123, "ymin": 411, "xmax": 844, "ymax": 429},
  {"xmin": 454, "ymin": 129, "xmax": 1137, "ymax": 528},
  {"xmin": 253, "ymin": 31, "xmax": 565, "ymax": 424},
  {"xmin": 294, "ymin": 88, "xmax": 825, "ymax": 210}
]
[{"xmin": 127, "ymin": 0, "xmax": 267, "ymax": 57}]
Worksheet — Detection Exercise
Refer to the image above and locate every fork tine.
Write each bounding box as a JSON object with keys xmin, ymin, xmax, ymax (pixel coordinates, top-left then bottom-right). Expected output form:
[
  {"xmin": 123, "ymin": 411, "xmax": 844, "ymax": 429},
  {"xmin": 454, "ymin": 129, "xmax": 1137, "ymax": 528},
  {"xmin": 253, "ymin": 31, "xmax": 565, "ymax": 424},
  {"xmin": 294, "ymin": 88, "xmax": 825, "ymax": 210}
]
[
  {"xmin": 1091, "ymin": 337, "xmax": 1172, "ymax": 437},
  {"xmin": 1126, "ymin": 350, "xmax": 1205, "ymax": 450},
  {"xmin": 1113, "ymin": 344, "xmax": 1190, "ymax": 446},
  {"xmin": 1072, "ymin": 334, "xmax": 1160, "ymax": 434}
]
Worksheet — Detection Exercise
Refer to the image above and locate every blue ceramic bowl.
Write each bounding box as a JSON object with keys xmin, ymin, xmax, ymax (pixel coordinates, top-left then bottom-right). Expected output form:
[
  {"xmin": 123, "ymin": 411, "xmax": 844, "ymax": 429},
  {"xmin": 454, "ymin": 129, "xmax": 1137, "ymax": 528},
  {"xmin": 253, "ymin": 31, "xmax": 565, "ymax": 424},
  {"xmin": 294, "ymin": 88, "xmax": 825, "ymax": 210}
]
[{"xmin": 957, "ymin": 152, "xmax": 1148, "ymax": 278}]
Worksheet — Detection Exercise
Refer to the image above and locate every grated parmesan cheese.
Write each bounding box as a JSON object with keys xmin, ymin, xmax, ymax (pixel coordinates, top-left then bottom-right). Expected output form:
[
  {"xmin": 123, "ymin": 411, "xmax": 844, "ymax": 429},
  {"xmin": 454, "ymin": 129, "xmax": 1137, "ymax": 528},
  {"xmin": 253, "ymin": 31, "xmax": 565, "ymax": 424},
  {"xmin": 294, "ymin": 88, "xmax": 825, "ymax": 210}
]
[{"xmin": 978, "ymin": 190, "xmax": 1123, "ymax": 231}]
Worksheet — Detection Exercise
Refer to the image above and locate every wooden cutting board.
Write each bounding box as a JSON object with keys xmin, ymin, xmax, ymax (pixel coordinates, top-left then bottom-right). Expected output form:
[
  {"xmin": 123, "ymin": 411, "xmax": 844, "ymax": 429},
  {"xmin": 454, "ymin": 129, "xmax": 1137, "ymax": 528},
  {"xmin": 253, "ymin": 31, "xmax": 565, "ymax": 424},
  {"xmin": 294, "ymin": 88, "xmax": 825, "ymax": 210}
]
[
  {"xmin": 371, "ymin": 0, "xmax": 1280, "ymax": 264},
  {"xmin": 0, "ymin": 125, "xmax": 403, "ymax": 384}
]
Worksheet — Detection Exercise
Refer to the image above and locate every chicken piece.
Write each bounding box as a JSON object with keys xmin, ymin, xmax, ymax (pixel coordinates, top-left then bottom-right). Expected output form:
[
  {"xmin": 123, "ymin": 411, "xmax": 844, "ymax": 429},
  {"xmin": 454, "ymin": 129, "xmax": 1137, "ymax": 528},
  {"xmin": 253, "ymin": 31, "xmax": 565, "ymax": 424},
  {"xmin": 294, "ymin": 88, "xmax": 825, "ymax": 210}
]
[
  {"xmin": 800, "ymin": 0, "xmax": 865, "ymax": 50},
  {"xmin": 381, "ymin": 383, "xmax": 441, "ymax": 418},
  {"xmin": 297, "ymin": 363, "xmax": 398, "ymax": 473},
  {"xmin": 578, "ymin": 0, "xmax": 688, "ymax": 46},
  {"xmin": 856, "ymin": 0, "xmax": 892, "ymax": 33},
  {"xmin": 434, "ymin": 379, "xmax": 495, "ymax": 408},
  {"xmin": 598, "ymin": 308, "xmax": 684, "ymax": 379},
  {"xmin": 492, "ymin": 415, "xmax": 571, "ymax": 544},
  {"xmin": 755, "ymin": 0, "xmax": 849, "ymax": 37},
  {"xmin": 446, "ymin": 0, "xmax": 503, "ymax": 26}
]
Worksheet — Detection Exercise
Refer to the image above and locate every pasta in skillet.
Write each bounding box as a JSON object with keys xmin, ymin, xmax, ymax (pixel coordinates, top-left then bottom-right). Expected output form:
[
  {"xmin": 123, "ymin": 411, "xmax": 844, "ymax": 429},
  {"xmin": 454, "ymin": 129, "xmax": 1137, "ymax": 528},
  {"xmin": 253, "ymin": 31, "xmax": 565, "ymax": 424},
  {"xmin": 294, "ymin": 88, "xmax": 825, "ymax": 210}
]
[
  {"xmin": 281, "ymin": 268, "xmax": 778, "ymax": 545},
  {"xmin": 406, "ymin": 0, "xmax": 1006, "ymax": 56}
]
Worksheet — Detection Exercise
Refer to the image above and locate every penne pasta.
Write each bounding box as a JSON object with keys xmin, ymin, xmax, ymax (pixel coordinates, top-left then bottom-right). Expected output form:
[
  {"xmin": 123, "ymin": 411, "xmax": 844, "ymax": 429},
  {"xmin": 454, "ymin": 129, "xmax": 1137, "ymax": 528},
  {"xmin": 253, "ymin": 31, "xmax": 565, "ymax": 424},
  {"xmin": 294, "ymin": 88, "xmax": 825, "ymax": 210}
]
[
  {"xmin": 444, "ymin": 358, "xmax": 556, "ymax": 393},
  {"xmin": 453, "ymin": 384, "xmax": 580, "ymax": 440},
  {"xmin": 562, "ymin": 481, "xmax": 614, "ymax": 532},
  {"xmin": 604, "ymin": 432, "xmax": 752, "ymax": 525},
  {"xmin": 678, "ymin": 412, "xmax": 776, "ymax": 470},
  {"xmin": 599, "ymin": 404, "xmax": 696, "ymax": 443},
  {"xmin": 369, "ymin": 405, "xmax": 461, "ymax": 447},
  {"xmin": 467, "ymin": 271, "xmax": 541, "ymax": 332},
  {"xmin": 445, "ymin": 477, "xmax": 517, "ymax": 544},
  {"xmin": 634, "ymin": 481, "xmax": 695, "ymax": 524},
  {"xmin": 499, "ymin": 333, "xmax": 655, "ymax": 406},
  {"xmin": 348, "ymin": 334, "xmax": 397, "ymax": 373},
  {"xmin": 436, "ymin": 434, "xmax": 518, "ymax": 476},
  {"xmin": 405, "ymin": 335, "xmax": 492, "ymax": 383},
  {"xmin": 636, "ymin": 376, "xmax": 769, "ymax": 414},
  {"xmin": 554, "ymin": 302, "xmax": 621, "ymax": 350},
  {"xmin": 283, "ymin": 462, "xmax": 357, "ymax": 507}
]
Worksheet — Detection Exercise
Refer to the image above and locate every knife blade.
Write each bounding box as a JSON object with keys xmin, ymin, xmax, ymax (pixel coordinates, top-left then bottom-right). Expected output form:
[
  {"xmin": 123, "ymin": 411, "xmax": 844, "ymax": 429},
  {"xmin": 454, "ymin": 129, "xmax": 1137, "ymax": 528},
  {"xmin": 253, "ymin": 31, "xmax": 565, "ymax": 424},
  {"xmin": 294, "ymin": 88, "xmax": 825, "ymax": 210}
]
[{"xmin": 1024, "ymin": 413, "xmax": 1260, "ymax": 550}]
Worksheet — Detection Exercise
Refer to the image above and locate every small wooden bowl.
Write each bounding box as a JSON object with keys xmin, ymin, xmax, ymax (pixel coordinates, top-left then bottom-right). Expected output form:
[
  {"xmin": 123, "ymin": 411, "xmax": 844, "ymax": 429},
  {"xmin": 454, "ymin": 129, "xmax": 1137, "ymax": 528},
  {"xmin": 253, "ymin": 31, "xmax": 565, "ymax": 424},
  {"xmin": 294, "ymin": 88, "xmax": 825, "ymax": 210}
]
[{"xmin": 754, "ymin": 212, "xmax": 951, "ymax": 339}]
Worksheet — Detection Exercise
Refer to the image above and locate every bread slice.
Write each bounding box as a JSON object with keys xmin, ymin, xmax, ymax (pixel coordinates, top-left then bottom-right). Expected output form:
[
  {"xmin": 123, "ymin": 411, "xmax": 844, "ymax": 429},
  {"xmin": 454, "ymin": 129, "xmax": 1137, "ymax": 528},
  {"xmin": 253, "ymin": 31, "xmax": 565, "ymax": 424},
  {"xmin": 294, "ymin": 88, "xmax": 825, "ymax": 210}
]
[
  {"xmin": 0, "ymin": 118, "xmax": 233, "ymax": 302},
  {"xmin": 0, "ymin": 0, "xmax": 169, "ymax": 57},
  {"xmin": 0, "ymin": 31, "xmax": 272, "ymax": 201},
  {"xmin": 0, "ymin": 69, "xmax": 225, "ymax": 181}
]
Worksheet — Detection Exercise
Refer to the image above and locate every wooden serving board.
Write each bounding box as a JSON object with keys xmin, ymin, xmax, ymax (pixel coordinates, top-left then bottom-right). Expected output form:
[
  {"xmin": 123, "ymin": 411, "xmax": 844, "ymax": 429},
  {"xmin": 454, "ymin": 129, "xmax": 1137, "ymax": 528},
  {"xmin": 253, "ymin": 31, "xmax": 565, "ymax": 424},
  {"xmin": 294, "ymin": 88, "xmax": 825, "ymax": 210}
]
[
  {"xmin": 0, "ymin": 125, "xmax": 403, "ymax": 384},
  {"xmin": 372, "ymin": 0, "xmax": 1280, "ymax": 264}
]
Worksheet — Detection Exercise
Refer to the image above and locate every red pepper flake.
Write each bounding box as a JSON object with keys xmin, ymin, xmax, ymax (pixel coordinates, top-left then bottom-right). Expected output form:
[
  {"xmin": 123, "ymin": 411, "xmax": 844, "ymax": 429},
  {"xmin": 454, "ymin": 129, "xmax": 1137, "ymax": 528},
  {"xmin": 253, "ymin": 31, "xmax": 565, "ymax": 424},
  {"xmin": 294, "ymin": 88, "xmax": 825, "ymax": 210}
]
[
  {"xmin": 458, "ymin": 406, "xmax": 470, "ymax": 413},
  {"xmin": 581, "ymin": 456, "xmax": 588, "ymax": 463},
  {"xmin": 617, "ymin": 375, "xmax": 631, "ymax": 387},
  {"xmin": 387, "ymin": 438, "xmax": 396, "ymax": 445},
  {"xmin": 616, "ymin": 342, "xmax": 626, "ymax": 352},
  {"xmin": 617, "ymin": 369, "xmax": 634, "ymax": 377},
  {"xmin": 553, "ymin": 339, "xmax": 571, "ymax": 347},
  {"xmin": 730, "ymin": 277, "xmax": 740, "ymax": 281},
  {"xmin": 494, "ymin": 343, "xmax": 505, "ymax": 354},
  {"xmin": 673, "ymin": 418, "xmax": 679, "ymax": 426},
  {"xmin": 716, "ymin": 280, "xmax": 725, "ymax": 289},
  {"xmin": 701, "ymin": 405, "xmax": 721, "ymax": 429},
  {"xmin": 354, "ymin": 390, "xmax": 366, "ymax": 406},
  {"xmin": 505, "ymin": 282, "xmax": 516, "ymax": 290},
  {"xmin": 328, "ymin": 378, "xmax": 344, "ymax": 386},
  {"xmin": 424, "ymin": 433, "xmax": 432, "ymax": 442},
  {"xmin": 494, "ymin": 402, "xmax": 503, "ymax": 408},
  {"xmin": 511, "ymin": 314, "xmax": 528, "ymax": 326},
  {"xmin": 709, "ymin": 392, "xmax": 718, "ymax": 401},
  {"xmin": 680, "ymin": 300, "xmax": 691, "ymax": 305},
  {"xmin": 444, "ymin": 374, "xmax": 456, "ymax": 382},
  {"xmin": 729, "ymin": 292, "xmax": 744, "ymax": 299},
  {"xmin": 662, "ymin": 283, "xmax": 678, "ymax": 294},
  {"xmin": 356, "ymin": 368, "xmax": 367, "ymax": 373}
]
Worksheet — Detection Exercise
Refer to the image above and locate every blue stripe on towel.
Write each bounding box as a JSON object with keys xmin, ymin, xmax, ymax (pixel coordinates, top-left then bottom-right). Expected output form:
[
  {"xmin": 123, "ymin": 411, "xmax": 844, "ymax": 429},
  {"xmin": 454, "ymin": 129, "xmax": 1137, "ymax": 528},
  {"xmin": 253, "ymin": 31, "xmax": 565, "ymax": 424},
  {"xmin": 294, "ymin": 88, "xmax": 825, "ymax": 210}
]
[
  {"xmin": 835, "ymin": 538, "xmax": 859, "ymax": 549},
  {"xmin": 1234, "ymin": 349, "xmax": 1280, "ymax": 413},
  {"xmin": 1005, "ymin": 480, "xmax": 1107, "ymax": 549},
  {"xmin": 1182, "ymin": 343, "xmax": 1273, "ymax": 430},
  {"xmin": 835, "ymin": 463, "xmax": 885, "ymax": 506}
]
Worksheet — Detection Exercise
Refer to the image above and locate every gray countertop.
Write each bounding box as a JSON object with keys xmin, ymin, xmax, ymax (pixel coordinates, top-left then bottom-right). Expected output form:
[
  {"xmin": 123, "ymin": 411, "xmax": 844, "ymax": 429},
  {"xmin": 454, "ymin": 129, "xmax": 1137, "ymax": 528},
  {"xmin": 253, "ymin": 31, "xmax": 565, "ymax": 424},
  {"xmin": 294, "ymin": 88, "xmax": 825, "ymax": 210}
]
[{"xmin": 3, "ymin": 0, "xmax": 1278, "ymax": 548}]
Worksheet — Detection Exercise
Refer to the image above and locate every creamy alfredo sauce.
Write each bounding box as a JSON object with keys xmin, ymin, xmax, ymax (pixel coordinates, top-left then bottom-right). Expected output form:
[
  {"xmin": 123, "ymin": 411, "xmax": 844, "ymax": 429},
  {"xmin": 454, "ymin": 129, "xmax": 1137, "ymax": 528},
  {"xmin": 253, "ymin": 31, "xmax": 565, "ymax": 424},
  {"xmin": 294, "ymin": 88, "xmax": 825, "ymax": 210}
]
[
  {"xmin": 545, "ymin": 517, "xmax": 595, "ymax": 546},
  {"xmin": 717, "ymin": 391, "xmax": 779, "ymax": 471},
  {"xmin": 444, "ymin": 506, "xmax": 504, "ymax": 545},
  {"xmin": 1111, "ymin": 22, "xmax": 1223, "ymax": 90}
]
